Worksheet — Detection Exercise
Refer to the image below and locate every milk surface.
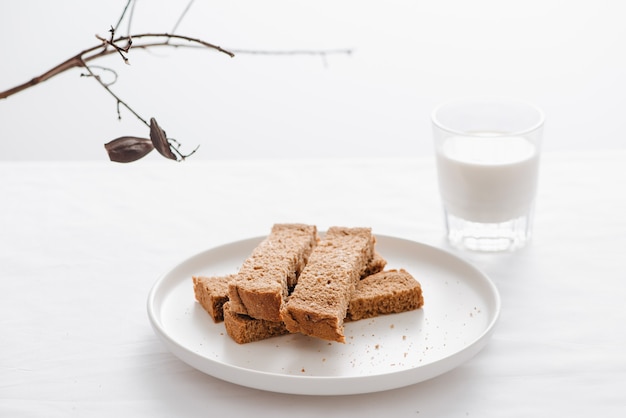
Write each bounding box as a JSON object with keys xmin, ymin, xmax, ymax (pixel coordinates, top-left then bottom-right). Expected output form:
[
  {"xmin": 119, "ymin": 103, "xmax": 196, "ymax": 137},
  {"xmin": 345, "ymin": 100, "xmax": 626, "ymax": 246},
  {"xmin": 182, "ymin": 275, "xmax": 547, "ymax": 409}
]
[{"xmin": 436, "ymin": 135, "xmax": 539, "ymax": 223}]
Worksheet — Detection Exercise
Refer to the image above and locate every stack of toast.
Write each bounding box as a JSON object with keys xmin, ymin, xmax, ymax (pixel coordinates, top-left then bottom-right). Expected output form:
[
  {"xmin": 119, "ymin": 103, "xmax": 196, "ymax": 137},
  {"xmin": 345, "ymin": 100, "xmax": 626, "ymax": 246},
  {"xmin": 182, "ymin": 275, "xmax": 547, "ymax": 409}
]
[{"xmin": 193, "ymin": 224, "xmax": 424, "ymax": 344}]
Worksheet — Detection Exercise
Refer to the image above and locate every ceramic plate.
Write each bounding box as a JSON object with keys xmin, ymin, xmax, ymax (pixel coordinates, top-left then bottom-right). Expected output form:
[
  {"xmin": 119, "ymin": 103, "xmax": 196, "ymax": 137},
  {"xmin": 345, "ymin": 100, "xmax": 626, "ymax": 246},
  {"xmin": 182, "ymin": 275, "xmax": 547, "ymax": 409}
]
[{"xmin": 147, "ymin": 234, "xmax": 500, "ymax": 395}]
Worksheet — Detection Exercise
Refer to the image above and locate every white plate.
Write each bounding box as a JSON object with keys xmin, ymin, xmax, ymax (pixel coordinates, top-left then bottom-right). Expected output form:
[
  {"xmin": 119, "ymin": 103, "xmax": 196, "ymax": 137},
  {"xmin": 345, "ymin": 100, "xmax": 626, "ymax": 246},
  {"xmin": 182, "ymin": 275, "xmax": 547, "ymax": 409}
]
[{"xmin": 147, "ymin": 235, "xmax": 500, "ymax": 395}]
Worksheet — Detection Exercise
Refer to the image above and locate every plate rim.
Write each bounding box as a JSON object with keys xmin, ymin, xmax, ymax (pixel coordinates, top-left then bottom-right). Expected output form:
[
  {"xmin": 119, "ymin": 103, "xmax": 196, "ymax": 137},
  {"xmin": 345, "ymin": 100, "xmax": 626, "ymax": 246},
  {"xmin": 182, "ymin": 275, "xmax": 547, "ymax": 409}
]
[{"xmin": 147, "ymin": 234, "xmax": 501, "ymax": 395}]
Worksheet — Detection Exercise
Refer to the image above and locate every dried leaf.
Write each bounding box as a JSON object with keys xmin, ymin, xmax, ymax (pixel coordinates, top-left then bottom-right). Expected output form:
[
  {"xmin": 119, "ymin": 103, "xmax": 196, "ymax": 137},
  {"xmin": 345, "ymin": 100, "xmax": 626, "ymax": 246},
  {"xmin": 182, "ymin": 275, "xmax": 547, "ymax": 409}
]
[
  {"xmin": 149, "ymin": 118, "xmax": 178, "ymax": 161},
  {"xmin": 104, "ymin": 136, "xmax": 154, "ymax": 163}
]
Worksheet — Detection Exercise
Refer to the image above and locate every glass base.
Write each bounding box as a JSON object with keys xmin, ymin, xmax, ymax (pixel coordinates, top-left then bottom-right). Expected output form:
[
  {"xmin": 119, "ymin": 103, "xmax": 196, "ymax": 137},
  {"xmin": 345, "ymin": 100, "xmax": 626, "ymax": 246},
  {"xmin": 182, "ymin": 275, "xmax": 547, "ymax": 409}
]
[{"xmin": 445, "ymin": 211, "xmax": 533, "ymax": 252}]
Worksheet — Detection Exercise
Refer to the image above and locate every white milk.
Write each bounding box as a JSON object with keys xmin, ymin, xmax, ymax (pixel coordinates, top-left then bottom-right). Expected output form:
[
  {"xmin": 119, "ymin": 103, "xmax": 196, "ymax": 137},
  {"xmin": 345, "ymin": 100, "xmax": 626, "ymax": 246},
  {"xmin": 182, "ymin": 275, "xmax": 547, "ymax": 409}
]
[{"xmin": 435, "ymin": 135, "xmax": 539, "ymax": 223}]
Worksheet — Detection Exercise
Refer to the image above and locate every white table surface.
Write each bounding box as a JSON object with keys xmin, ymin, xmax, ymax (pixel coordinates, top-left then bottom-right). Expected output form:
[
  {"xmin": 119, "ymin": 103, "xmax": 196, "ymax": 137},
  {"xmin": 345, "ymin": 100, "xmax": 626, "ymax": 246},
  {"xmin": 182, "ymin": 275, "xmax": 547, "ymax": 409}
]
[{"xmin": 1, "ymin": 151, "xmax": 625, "ymax": 417}]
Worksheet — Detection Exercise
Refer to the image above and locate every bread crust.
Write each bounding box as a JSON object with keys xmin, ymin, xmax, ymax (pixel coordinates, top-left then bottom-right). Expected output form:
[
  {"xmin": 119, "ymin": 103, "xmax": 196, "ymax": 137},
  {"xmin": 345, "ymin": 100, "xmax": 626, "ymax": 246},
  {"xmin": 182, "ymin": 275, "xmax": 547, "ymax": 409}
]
[
  {"xmin": 227, "ymin": 224, "xmax": 318, "ymax": 322},
  {"xmin": 280, "ymin": 226, "xmax": 374, "ymax": 343}
]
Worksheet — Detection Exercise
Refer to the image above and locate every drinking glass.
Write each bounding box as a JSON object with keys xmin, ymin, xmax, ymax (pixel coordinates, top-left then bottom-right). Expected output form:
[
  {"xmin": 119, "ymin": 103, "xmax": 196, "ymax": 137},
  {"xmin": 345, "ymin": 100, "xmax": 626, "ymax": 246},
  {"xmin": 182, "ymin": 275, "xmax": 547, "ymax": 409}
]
[{"xmin": 431, "ymin": 98, "xmax": 545, "ymax": 252}]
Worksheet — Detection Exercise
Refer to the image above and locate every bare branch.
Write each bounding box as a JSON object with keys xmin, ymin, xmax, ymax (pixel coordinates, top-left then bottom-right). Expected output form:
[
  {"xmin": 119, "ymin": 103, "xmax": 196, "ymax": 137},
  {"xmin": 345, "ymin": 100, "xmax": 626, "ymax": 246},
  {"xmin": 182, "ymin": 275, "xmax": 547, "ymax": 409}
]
[
  {"xmin": 81, "ymin": 60, "xmax": 149, "ymax": 126},
  {"xmin": 126, "ymin": 0, "xmax": 137, "ymax": 36},
  {"xmin": 227, "ymin": 48, "xmax": 353, "ymax": 69},
  {"xmin": 125, "ymin": 33, "xmax": 235, "ymax": 57},
  {"xmin": 97, "ymin": 28, "xmax": 130, "ymax": 64},
  {"xmin": 171, "ymin": 0, "xmax": 195, "ymax": 36},
  {"xmin": 80, "ymin": 65, "xmax": 118, "ymax": 87},
  {"xmin": 229, "ymin": 48, "xmax": 353, "ymax": 57},
  {"xmin": 114, "ymin": 0, "xmax": 134, "ymax": 32},
  {"xmin": 169, "ymin": 137, "xmax": 200, "ymax": 161},
  {"xmin": 0, "ymin": 33, "xmax": 234, "ymax": 100},
  {"xmin": 0, "ymin": 0, "xmax": 353, "ymax": 163},
  {"xmin": 0, "ymin": 55, "xmax": 84, "ymax": 99}
]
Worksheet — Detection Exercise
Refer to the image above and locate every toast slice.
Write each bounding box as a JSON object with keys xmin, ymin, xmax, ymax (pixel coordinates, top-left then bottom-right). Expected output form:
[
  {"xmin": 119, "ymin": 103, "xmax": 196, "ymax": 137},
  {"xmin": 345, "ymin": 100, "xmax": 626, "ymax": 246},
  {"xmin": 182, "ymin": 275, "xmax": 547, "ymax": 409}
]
[
  {"xmin": 227, "ymin": 224, "xmax": 318, "ymax": 322},
  {"xmin": 223, "ymin": 301, "xmax": 290, "ymax": 344},
  {"xmin": 280, "ymin": 226, "xmax": 375, "ymax": 343},
  {"xmin": 220, "ymin": 269, "xmax": 423, "ymax": 344},
  {"xmin": 192, "ymin": 274, "xmax": 235, "ymax": 323},
  {"xmin": 346, "ymin": 269, "xmax": 424, "ymax": 321},
  {"xmin": 193, "ymin": 252, "xmax": 386, "ymax": 324}
]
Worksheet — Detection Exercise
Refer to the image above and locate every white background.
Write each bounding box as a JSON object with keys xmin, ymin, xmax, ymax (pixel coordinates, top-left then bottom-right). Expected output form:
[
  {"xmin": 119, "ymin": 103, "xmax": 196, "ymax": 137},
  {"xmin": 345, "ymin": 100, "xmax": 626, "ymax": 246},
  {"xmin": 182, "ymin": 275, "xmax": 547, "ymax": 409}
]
[
  {"xmin": 2, "ymin": 3, "xmax": 626, "ymax": 415},
  {"xmin": 1, "ymin": 0, "xmax": 625, "ymax": 161}
]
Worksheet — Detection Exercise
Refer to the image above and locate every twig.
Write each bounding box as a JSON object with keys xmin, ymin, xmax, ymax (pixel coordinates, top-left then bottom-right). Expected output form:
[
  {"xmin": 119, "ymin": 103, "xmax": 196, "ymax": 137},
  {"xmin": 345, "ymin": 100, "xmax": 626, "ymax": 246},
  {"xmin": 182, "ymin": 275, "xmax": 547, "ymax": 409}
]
[
  {"xmin": 0, "ymin": 33, "xmax": 234, "ymax": 100},
  {"xmin": 122, "ymin": 33, "xmax": 234, "ymax": 57},
  {"xmin": 228, "ymin": 48, "xmax": 353, "ymax": 56},
  {"xmin": 81, "ymin": 60, "xmax": 149, "ymax": 126},
  {"xmin": 126, "ymin": 0, "xmax": 137, "ymax": 36},
  {"xmin": 113, "ymin": 0, "xmax": 133, "ymax": 32},
  {"xmin": 80, "ymin": 65, "xmax": 118, "ymax": 87},
  {"xmin": 170, "ymin": 0, "xmax": 195, "ymax": 37},
  {"xmin": 229, "ymin": 48, "xmax": 353, "ymax": 68},
  {"xmin": 99, "ymin": 27, "xmax": 131, "ymax": 64}
]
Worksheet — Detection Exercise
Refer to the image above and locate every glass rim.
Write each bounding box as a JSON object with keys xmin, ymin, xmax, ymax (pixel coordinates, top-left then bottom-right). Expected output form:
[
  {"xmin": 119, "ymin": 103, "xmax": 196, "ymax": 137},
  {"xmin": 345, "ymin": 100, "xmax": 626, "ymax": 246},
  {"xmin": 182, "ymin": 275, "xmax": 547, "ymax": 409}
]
[{"xmin": 431, "ymin": 97, "xmax": 545, "ymax": 138}]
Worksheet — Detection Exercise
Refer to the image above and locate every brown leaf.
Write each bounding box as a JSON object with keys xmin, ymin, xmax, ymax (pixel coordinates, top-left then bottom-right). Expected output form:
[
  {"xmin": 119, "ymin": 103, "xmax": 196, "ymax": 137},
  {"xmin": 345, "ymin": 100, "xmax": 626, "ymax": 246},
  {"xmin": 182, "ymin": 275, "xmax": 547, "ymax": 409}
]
[
  {"xmin": 149, "ymin": 118, "xmax": 178, "ymax": 161},
  {"xmin": 104, "ymin": 136, "xmax": 154, "ymax": 163}
]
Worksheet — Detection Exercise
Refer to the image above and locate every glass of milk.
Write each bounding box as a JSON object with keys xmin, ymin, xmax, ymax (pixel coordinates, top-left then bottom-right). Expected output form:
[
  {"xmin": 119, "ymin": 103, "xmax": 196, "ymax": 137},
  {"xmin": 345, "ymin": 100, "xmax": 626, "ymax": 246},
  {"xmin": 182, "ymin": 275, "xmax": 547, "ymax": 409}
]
[{"xmin": 431, "ymin": 98, "xmax": 545, "ymax": 252}]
